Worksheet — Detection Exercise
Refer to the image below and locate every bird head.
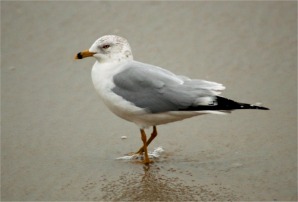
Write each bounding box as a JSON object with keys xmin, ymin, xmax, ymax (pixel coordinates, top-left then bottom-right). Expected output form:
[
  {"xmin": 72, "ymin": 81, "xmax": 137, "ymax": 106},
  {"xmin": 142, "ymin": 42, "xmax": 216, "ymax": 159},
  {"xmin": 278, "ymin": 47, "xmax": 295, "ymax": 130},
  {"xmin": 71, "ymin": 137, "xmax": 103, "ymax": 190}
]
[{"xmin": 75, "ymin": 35, "xmax": 133, "ymax": 63}]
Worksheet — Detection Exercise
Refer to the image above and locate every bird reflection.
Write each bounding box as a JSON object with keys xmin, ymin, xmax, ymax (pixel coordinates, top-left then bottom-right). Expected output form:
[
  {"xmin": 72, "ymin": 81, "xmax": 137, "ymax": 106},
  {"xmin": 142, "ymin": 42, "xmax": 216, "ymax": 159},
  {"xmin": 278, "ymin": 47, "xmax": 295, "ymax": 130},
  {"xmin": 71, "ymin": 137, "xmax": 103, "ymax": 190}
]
[
  {"xmin": 101, "ymin": 165, "xmax": 198, "ymax": 201},
  {"xmin": 81, "ymin": 164, "xmax": 238, "ymax": 201}
]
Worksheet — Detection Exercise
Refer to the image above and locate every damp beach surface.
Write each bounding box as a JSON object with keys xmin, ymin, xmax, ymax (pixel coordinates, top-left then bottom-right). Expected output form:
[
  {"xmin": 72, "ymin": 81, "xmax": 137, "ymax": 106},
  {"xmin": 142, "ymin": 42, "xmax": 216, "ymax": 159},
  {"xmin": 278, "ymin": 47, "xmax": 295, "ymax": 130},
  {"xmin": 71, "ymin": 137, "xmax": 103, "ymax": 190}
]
[{"xmin": 1, "ymin": 1, "xmax": 297, "ymax": 201}]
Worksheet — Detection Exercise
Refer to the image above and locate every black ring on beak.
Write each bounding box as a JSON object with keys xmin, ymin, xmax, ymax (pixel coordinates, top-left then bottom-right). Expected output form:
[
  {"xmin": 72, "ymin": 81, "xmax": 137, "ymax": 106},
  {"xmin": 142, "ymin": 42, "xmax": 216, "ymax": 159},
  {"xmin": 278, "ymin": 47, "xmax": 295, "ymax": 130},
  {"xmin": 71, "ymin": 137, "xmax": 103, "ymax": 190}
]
[{"xmin": 76, "ymin": 52, "xmax": 83, "ymax": 59}]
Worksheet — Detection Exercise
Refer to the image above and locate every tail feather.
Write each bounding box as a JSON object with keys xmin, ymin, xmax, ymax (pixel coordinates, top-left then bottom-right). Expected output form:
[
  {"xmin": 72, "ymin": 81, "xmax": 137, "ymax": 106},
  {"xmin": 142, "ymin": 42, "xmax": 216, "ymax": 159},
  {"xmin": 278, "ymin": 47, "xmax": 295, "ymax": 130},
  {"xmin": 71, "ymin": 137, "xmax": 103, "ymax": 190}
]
[{"xmin": 180, "ymin": 96, "xmax": 269, "ymax": 111}]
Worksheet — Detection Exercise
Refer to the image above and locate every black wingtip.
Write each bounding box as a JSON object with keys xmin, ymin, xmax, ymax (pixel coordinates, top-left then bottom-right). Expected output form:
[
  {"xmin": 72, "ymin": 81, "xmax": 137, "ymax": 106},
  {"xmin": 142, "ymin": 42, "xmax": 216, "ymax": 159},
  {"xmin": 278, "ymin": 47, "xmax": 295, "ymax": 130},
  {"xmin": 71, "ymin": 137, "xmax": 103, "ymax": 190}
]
[
  {"xmin": 178, "ymin": 96, "xmax": 269, "ymax": 111},
  {"xmin": 249, "ymin": 105, "xmax": 270, "ymax": 110}
]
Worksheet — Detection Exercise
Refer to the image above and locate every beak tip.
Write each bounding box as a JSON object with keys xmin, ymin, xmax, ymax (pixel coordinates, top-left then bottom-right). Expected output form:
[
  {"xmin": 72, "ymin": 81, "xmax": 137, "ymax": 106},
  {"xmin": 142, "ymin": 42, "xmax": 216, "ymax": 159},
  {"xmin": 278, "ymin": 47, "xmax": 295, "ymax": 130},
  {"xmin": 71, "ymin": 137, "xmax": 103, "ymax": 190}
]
[
  {"xmin": 74, "ymin": 50, "xmax": 95, "ymax": 60},
  {"xmin": 75, "ymin": 52, "xmax": 83, "ymax": 60}
]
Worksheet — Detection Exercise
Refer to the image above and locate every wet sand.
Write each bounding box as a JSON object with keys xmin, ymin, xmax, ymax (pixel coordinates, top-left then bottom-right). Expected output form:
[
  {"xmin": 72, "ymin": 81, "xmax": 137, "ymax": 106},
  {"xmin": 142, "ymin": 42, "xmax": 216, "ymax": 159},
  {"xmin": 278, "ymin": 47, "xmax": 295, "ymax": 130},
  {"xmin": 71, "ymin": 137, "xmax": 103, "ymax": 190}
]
[{"xmin": 1, "ymin": 1, "xmax": 297, "ymax": 201}]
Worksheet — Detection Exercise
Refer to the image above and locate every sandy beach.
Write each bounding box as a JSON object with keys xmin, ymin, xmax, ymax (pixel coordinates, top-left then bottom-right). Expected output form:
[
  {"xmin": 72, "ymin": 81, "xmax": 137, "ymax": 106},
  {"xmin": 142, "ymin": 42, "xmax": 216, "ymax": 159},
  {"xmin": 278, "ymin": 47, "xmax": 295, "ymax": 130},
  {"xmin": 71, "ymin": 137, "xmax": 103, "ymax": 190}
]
[{"xmin": 1, "ymin": 1, "xmax": 297, "ymax": 201}]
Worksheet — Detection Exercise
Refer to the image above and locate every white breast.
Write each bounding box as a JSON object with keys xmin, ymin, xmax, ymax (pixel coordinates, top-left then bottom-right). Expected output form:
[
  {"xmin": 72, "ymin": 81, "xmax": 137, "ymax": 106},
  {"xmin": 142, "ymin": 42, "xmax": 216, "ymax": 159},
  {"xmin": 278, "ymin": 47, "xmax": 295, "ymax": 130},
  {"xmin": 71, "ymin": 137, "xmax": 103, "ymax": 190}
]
[{"xmin": 91, "ymin": 61, "xmax": 146, "ymax": 122}]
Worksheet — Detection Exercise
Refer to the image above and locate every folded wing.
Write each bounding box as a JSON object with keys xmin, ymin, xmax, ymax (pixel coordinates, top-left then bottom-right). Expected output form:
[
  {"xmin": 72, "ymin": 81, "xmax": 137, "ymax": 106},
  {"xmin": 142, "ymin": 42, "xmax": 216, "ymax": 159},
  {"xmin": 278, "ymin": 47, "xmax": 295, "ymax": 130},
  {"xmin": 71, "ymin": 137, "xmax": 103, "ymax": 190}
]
[{"xmin": 112, "ymin": 61, "xmax": 226, "ymax": 113}]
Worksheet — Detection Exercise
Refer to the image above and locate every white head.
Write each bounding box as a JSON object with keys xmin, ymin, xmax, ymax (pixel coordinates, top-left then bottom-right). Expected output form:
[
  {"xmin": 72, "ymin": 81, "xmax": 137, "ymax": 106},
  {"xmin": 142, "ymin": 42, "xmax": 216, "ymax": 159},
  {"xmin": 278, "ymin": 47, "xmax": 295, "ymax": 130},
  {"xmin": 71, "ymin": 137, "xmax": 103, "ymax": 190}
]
[{"xmin": 75, "ymin": 35, "xmax": 133, "ymax": 62}]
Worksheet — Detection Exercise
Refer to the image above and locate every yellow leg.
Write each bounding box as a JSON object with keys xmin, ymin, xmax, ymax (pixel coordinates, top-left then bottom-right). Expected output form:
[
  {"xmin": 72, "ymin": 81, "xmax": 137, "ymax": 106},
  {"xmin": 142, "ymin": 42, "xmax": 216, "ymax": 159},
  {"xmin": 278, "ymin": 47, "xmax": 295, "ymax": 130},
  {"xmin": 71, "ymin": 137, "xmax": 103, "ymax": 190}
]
[
  {"xmin": 136, "ymin": 126, "xmax": 158, "ymax": 154},
  {"xmin": 140, "ymin": 129, "xmax": 153, "ymax": 164}
]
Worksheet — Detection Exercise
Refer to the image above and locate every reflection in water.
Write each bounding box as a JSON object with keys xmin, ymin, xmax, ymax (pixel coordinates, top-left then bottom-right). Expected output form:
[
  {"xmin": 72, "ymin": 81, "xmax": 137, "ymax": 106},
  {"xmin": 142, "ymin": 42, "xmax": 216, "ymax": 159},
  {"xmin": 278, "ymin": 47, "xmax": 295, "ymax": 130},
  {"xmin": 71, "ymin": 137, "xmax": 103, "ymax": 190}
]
[
  {"xmin": 101, "ymin": 165, "xmax": 199, "ymax": 201},
  {"xmin": 81, "ymin": 164, "xmax": 239, "ymax": 201}
]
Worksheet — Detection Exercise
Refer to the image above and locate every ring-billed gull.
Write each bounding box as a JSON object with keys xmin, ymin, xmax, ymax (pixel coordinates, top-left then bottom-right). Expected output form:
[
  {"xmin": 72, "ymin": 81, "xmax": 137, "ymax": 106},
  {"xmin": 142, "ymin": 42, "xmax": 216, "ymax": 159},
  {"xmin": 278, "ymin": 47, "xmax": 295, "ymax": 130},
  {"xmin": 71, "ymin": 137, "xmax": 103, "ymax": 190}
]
[{"xmin": 75, "ymin": 35, "xmax": 269, "ymax": 164}]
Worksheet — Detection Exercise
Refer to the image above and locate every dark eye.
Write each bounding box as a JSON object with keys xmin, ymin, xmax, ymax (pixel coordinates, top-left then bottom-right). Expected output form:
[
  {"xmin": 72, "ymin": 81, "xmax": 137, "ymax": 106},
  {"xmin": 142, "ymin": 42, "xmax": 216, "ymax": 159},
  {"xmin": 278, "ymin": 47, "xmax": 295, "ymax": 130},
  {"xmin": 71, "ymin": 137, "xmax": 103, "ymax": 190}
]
[{"xmin": 102, "ymin": 44, "xmax": 110, "ymax": 49}]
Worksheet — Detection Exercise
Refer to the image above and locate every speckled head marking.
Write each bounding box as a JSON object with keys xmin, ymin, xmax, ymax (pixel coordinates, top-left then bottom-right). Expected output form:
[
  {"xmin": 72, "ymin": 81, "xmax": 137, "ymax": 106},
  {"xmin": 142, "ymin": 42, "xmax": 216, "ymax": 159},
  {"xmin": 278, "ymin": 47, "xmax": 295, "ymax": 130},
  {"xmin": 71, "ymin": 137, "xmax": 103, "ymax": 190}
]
[
  {"xmin": 89, "ymin": 35, "xmax": 133, "ymax": 62},
  {"xmin": 75, "ymin": 35, "xmax": 133, "ymax": 62}
]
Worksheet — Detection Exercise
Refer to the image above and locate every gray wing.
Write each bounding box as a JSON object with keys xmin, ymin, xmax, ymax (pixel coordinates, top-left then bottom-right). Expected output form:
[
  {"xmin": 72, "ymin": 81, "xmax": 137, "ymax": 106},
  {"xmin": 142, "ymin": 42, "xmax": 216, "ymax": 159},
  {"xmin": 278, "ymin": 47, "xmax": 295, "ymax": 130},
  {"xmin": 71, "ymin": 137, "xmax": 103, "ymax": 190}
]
[{"xmin": 112, "ymin": 61, "xmax": 225, "ymax": 113}]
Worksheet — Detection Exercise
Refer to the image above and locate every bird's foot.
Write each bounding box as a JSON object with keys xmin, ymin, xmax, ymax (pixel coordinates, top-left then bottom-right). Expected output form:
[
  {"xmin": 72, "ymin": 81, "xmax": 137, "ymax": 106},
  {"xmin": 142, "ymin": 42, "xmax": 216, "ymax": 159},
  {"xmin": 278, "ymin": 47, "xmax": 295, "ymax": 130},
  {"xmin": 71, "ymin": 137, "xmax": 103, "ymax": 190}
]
[
  {"xmin": 125, "ymin": 152, "xmax": 154, "ymax": 164},
  {"xmin": 143, "ymin": 159, "xmax": 153, "ymax": 165}
]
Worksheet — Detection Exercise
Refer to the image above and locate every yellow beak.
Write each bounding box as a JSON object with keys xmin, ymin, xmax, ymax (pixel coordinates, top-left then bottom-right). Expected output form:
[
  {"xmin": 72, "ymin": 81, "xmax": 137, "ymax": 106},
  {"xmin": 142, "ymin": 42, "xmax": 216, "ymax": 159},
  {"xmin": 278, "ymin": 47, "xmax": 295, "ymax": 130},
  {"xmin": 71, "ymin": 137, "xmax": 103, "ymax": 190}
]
[{"xmin": 75, "ymin": 50, "xmax": 96, "ymax": 59}]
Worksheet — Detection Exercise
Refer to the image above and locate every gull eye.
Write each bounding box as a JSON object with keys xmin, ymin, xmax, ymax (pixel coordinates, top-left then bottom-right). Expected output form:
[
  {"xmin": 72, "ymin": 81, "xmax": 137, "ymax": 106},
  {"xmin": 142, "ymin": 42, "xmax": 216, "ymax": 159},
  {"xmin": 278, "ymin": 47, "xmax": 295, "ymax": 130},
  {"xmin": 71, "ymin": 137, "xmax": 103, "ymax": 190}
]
[{"xmin": 102, "ymin": 44, "xmax": 110, "ymax": 49}]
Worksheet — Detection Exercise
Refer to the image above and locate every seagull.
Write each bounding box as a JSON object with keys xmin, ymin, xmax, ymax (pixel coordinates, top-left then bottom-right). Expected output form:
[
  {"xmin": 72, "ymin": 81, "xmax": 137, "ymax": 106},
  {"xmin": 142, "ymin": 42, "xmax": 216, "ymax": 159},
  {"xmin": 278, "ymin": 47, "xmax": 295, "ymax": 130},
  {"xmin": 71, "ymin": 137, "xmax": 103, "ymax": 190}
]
[{"xmin": 75, "ymin": 35, "xmax": 269, "ymax": 164}]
